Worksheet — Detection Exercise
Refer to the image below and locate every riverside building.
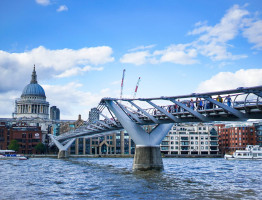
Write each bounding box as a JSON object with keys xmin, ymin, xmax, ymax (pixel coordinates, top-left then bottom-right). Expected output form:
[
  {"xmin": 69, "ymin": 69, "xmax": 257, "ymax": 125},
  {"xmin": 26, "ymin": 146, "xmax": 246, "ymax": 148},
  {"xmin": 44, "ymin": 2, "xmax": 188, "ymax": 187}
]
[
  {"xmin": 0, "ymin": 121, "xmax": 42, "ymax": 154},
  {"xmin": 160, "ymin": 123, "xmax": 219, "ymax": 156},
  {"xmin": 217, "ymin": 123, "xmax": 257, "ymax": 154},
  {"xmin": 69, "ymin": 130, "xmax": 135, "ymax": 155}
]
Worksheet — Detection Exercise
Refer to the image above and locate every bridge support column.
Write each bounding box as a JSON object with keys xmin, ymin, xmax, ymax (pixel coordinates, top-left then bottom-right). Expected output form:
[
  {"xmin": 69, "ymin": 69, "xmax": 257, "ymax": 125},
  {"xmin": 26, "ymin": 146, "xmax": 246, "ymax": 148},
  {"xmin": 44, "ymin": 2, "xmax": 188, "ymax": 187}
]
[
  {"xmin": 58, "ymin": 150, "xmax": 69, "ymax": 159},
  {"xmin": 49, "ymin": 134, "xmax": 75, "ymax": 159},
  {"xmin": 105, "ymin": 100, "xmax": 173, "ymax": 171},
  {"xmin": 133, "ymin": 146, "xmax": 163, "ymax": 171}
]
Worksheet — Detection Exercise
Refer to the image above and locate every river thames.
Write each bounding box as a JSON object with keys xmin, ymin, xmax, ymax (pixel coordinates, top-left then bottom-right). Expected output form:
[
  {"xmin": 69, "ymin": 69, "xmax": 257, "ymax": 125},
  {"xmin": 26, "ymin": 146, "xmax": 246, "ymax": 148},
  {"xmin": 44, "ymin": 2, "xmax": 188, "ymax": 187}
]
[{"xmin": 1, "ymin": 157, "xmax": 261, "ymax": 200}]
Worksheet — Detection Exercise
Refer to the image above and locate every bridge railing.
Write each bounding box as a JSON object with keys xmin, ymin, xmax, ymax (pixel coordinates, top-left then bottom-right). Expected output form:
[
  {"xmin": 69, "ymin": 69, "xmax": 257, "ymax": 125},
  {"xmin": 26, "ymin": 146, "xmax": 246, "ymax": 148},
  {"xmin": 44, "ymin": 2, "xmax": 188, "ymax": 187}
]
[{"xmin": 131, "ymin": 94, "xmax": 262, "ymax": 117}]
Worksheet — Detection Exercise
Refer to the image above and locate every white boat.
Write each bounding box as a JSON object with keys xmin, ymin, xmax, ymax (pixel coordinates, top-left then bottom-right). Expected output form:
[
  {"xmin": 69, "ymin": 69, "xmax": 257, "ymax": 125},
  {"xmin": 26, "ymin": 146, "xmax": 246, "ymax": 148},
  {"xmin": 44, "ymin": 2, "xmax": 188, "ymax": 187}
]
[
  {"xmin": 224, "ymin": 145, "xmax": 262, "ymax": 160},
  {"xmin": 0, "ymin": 150, "xmax": 28, "ymax": 160}
]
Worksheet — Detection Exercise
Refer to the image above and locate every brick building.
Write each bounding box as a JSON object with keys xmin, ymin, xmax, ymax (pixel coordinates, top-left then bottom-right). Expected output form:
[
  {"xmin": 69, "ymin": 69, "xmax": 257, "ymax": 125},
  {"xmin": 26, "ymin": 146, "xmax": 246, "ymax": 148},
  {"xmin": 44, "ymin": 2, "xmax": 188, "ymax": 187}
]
[
  {"xmin": 0, "ymin": 122, "xmax": 42, "ymax": 154},
  {"xmin": 216, "ymin": 124, "xmax": 257, "ymax": 154}
]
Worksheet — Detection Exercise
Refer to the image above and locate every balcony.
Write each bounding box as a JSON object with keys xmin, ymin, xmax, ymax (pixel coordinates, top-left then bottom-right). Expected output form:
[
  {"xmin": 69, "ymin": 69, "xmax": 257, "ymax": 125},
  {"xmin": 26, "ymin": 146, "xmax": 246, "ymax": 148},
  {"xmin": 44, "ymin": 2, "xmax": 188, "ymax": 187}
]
[
  {"xmin": 161, "ymin": 141, "xmax": 169, "ymax": 146},
  {"xmin": 181, "ymin": 137, "xmax": 189, "ymax": 141},
  {"xmin": 181, "ymin": 142, "xmax": 189, "ymax": 146},
  {"xmin": 210, "ymin": 147, "xmax": 218, "ymax": 151},
  {"xmin": 210, "ymin": 142, "xmax": 218, "ymax": 146},
  {"xmin": 161, "ymin": 147, "xmax": 169, "ymax": 151},
  {"xmin": 181, "ymin": 147, "xmax": 189, "ymax": 150}
]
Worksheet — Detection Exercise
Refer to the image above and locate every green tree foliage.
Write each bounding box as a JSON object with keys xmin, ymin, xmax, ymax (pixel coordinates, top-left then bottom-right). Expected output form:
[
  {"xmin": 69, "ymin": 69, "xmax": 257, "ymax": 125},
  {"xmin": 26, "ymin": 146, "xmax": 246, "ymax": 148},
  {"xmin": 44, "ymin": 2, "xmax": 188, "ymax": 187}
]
[
  {"xmin": 35, "ymin": 143, "xmax": 45, "ymax": 154},
  {"xmin": 8, "ymin": 140, "xmax": 19, "ymax": 151}
]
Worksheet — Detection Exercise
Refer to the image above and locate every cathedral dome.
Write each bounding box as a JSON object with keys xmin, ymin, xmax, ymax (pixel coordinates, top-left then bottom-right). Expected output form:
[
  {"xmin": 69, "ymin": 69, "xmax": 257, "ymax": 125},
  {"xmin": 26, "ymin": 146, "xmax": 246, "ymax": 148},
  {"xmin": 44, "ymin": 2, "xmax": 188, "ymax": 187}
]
[
  {"xmin": 21, "ymin": 83, "xmax": 46, "ymax": 98},
  {"xmin": 21, "ymin": 66, "xmax": 46, "ymax": 98}
]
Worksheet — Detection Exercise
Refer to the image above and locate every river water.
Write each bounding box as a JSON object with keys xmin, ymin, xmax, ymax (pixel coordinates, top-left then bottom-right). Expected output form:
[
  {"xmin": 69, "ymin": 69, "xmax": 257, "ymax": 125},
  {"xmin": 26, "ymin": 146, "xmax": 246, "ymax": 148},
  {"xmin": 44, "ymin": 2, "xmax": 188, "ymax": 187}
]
[{"xmin": 0, "ymin": 157, "xmax": 261, "ymax": 200}]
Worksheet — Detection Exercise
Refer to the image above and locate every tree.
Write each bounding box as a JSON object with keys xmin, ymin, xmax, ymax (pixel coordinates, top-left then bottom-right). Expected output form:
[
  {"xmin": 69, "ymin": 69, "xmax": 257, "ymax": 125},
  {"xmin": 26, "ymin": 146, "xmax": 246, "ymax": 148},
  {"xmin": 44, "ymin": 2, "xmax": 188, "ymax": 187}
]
[
  {"xmin": 35, "ymin": 143, "xmax": 45, "ymax": 154},
  {"xmin": 8, "ymin": 140, "xmax": 19, "ymax": 152}
]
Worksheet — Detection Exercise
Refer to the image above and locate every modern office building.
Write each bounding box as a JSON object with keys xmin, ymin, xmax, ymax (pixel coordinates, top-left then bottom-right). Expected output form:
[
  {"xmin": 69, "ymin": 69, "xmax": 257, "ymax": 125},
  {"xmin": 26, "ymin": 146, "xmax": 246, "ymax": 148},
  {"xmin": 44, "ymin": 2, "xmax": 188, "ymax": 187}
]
[
  {"xmin": 88, "ymin": 108, "xmax": 99, "ymax": 123},
  {"xmin": 254, "ymin": 122, "xmax": 262, "ymax": 146},
  {"xmin": 69, "ymin": 130, "xmax": 135, "ymax": 155},
  {"xmin": 160, "ymin": 123, "xmax": 219, "ymax": 155},
  {"xmin": 50, "ymin": 106, "xmax": 60, "ymax": 120}
]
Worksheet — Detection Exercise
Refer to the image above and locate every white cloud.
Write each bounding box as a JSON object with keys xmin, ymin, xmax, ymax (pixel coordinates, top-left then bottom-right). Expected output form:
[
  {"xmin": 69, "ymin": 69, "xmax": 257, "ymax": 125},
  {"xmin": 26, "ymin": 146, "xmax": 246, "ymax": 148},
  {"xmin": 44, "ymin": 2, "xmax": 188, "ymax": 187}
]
[
  {"xmin": 191, "ymin": 4, "xmax": 249, "ymax": 61},
  {"xmin": 120, "ymin": 44, "xmax": 198, "ymax": 65},
  {"xmin": 55, "ymin": 66, "xmax": 103, "ymax": 78},
  {"xmin": 120, "ymin": 51, "xmax": 150, "ymax": 65},
  {"xmin": 0, "ymin": 82, "xmax": 114, "ymax": 119},
  {"xmin": 0, "ymin": 90, "xmax": 20, "ymax": 118},
  {"xmin": 0, "ymin": 46, "xmax": 114, "ymax": 91},
  {"xmin": 242, "ymin": 19, "xmax": 262, "ymax": 50},
  {"xmin": 188, "ymin": 21, "xmax": 211, "ymax": 35},
  {"xmin": 196, "ymin": 69, "xmax": 262, "ymax": 93},
  {"xmin": 35, "ymin": 0, "xmax": 50, "ymax": 6},
  {"xmin": 57, "ymin": 5, "xmax": 68, "ymax": 12},
  {"xmin": 153, "ymin": 44, "xmax": 198, "ymax": 65},
  {"xmin": 43, "ymin": 82, "xmax": 113, "ymax": 119},
  {"xmin": 128, "ymin": 45, "xmax": 156, "ymax": 52},
  {"xmin": 120, "ymin": 5, "xmax": 262, "ymax": 66}
]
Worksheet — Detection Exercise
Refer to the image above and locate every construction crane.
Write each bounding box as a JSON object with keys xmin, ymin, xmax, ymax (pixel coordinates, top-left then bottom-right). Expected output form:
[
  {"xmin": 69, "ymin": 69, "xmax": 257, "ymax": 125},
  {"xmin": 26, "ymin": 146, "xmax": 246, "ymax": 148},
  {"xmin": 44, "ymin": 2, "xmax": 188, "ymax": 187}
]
[
  {"xmin": 133, "ymin": 77, "xmax": 141, "ymax": 99},
  {"xmin": 120, "ymin": 69, "xmax": 126, "ymax": 99}
]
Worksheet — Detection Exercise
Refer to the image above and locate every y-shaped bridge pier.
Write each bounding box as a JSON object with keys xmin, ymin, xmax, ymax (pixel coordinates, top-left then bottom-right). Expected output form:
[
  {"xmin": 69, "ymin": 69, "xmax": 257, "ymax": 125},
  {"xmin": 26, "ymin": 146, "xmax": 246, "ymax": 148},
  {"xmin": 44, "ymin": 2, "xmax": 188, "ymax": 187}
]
[{"xmin": 49, "ymin": 85, "xmax": 262, "ymax": 170}]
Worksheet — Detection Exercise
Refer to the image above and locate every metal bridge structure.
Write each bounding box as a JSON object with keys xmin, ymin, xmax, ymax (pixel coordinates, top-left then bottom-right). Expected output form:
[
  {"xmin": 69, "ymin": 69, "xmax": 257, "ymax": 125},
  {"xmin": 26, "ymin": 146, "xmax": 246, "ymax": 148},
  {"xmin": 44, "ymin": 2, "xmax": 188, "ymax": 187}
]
[{"xmin": 50, "ymin": 85, "xmax": 262, "ymax": 170}]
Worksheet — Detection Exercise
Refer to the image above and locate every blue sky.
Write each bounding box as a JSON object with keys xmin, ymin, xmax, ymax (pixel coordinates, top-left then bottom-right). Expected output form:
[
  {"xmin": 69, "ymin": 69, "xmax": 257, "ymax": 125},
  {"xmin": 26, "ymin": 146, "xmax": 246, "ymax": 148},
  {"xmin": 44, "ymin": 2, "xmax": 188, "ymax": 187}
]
[{"xmin": 0, "ymin": 0, "xmax": 262, "ymax": 119}]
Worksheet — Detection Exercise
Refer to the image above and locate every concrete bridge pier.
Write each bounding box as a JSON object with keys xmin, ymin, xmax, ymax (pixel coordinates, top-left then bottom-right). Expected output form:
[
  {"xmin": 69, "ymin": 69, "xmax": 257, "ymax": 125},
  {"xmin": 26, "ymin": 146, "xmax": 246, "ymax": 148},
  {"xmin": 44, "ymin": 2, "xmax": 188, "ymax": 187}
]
[
  {"xmin": 133, "ymin": 146, "xmax": 163, "ymax": 170},
  {"xmin": 58, "ymin": 150, "xmax": 69, "ymax": 159},
  {"xmin": 105, "ymin": 100, "xmax": 173, "ymax": 171}
]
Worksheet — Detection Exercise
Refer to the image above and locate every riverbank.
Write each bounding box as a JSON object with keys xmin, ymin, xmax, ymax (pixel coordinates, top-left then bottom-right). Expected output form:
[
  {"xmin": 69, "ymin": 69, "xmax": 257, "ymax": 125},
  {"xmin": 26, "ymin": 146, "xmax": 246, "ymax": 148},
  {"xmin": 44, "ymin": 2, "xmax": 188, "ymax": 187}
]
[
  {"xmin": 25, "ymin": 154, "xmax": 134, "ymax": 158},
  {"xmin": 164, "ymin": 154, "xmax": 222, "ymax": 158},
  {"xmin": 26, "ymin": 154, "xmax": 222, "ymax": 158}
]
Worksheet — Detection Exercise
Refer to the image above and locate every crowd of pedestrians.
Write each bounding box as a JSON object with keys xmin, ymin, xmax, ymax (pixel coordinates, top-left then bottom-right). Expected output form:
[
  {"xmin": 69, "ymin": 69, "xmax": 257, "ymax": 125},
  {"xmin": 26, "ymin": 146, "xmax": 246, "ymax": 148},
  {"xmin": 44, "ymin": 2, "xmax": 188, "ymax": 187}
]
[{"xmin": 152, "ymin": 95, "xmax": 233, "ymax": 115}]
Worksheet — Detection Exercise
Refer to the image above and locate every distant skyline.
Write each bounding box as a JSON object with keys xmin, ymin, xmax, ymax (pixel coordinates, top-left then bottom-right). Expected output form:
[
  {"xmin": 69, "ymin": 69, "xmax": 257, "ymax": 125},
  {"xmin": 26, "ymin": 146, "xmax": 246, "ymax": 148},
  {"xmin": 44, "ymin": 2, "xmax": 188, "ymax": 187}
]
[{"xmin": 0, "ymin": 0, "xmax": 262, "ymax": 119}]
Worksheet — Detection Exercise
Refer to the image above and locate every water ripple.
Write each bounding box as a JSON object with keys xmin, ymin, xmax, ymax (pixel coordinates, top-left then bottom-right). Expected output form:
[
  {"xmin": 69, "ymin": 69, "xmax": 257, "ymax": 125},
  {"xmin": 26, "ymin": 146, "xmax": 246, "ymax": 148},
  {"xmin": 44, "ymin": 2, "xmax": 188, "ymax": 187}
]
[{"xmin": 0, "ymin": 158, "xmax": 261, "ymax": 199}]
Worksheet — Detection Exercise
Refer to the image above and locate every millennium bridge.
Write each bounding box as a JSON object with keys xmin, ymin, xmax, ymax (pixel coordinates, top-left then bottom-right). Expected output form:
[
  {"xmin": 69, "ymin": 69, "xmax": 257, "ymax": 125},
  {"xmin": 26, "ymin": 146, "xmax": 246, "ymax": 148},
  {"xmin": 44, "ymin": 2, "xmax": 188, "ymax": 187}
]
[{"xmin": 50, "ymin": 85, "xmax": 262, "ymax": 170}]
